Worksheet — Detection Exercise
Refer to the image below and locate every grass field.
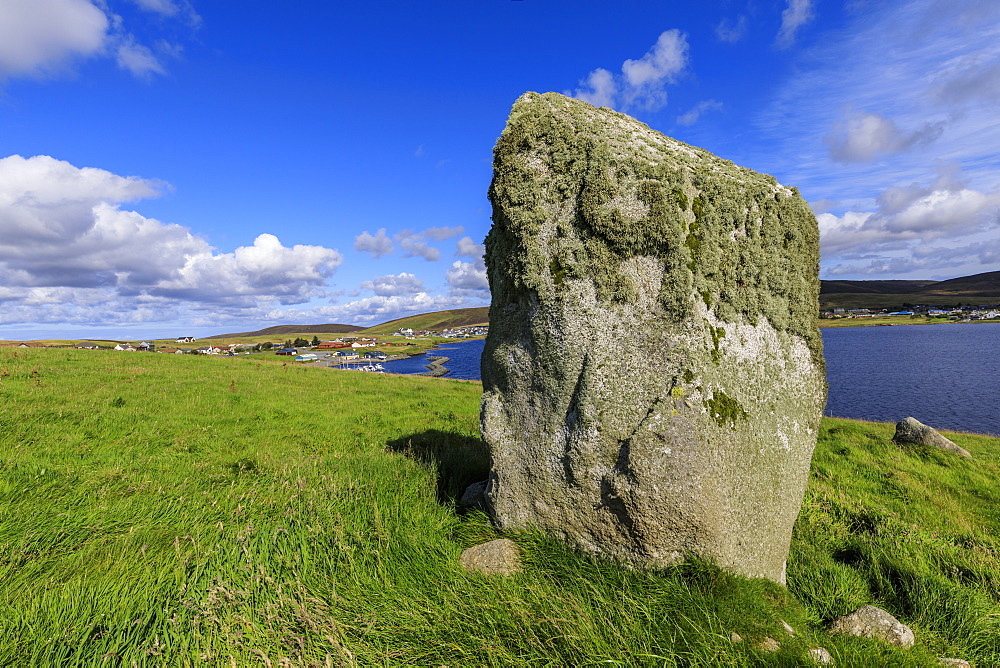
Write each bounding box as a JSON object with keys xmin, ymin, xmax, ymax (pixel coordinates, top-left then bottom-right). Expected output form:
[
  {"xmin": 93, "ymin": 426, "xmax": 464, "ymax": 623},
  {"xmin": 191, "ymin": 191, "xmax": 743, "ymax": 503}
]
[{"xmin": 1, "ymin": 349, "xmax": 998, "ymax": 665}]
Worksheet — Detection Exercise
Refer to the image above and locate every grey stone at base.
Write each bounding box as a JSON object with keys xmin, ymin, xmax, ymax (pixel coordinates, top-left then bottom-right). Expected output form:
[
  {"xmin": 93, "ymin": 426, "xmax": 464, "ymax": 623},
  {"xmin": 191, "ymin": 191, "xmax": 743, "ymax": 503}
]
[
  {"xmin": 827, "ymin": 605, "xmax": 914, "ymax": 647},
  {"xmin": 459, "ymin": 539, "xmax": 521, "ymax": 575}
]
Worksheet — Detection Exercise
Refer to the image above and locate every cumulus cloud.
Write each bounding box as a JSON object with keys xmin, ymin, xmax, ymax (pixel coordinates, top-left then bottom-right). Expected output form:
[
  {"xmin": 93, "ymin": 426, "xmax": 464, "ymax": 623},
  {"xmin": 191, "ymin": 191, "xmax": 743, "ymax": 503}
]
[
  {"xmin": 353, "ymin": 228, "xmax": 394, "ymax": 258},
  {"xmin": 676, "ymin": 100, "xmax": 723, "ymax": 127},
  {"xmin": 817, "ymin": 167, "xmax": 1000, "ymax": 276},
  {"xmin": 446, "ymin": 259, "xmax": 488, "ymax": 294},
  {"xmin": 359, "ymin": 273, "xmax": 425, "ymax": 296},
  {"xmin": 776, "ymin": 0, "xmax": 815, "ymax": 48},
  {"xmin": 455, "ymin": 236, "xmax": 485, "ymax": 258},
  {"xmin": 395, "ymin": 231, "xmax": 440, "ymax": 261},
  {"xmin": 571, "ymin": 30, "xmax": 689, "ymax": 112},
  {"xmin": 0, "ymin": 154, "xmax": 343, "ymax": 324},
  {"xmin": 0, "ymin": 0, "xmax": 196, "ymax": 82},
  {"xmin": 825, "ymin": 111, "xmax": 945, "ymax": 162},
  {"xmin": 153, "ymin": 234, "xmax": 342, "ymax": 305},
  {"xmin": 0, "ymin": 0, "xmax": 109, "ymax": 79}
]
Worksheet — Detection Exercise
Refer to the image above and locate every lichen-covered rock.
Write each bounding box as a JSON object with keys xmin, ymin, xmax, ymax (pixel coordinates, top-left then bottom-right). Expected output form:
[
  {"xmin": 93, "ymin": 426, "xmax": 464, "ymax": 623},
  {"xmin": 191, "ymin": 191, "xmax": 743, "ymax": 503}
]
[
  {"xmin": 827, "ymin": 605, "xmax": 914, "ymax": 647},
  {"xmin": 481, "ymin": 92, "xmax": 826, "ymax": 584},
  {"xmin": 893, "ymin": 417, "xmax": 971, "ymax": 458}
]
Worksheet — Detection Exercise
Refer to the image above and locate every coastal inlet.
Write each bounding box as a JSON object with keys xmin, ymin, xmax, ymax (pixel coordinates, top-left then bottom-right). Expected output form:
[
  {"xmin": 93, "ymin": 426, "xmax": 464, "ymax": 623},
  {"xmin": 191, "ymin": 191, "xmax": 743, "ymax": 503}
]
[{"xmin": 383, "ymin": 326, "xmax": 1000, "ymax": 436}]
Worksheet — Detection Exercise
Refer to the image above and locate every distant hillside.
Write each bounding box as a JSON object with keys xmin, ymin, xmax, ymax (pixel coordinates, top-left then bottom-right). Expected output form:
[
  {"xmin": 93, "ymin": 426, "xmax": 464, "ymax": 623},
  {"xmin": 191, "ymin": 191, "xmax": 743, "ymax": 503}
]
[
  {"xmin": 209, "ymin": 323, "xmax": 364, "ymax": 339},
  {"xmin": 359, "ymin": 307, "xmax": 490, "ymax": 335},
  {"xmin": 820, "ymin": 270, "xmax": 1000, "ymax": 309},
  {"xmin": 204, "ymin": 308, "xmax": 490, "ymax": 341},
  {"xmin": 820, "ymin": 279, "xmax": 938, "ymax": 295}
]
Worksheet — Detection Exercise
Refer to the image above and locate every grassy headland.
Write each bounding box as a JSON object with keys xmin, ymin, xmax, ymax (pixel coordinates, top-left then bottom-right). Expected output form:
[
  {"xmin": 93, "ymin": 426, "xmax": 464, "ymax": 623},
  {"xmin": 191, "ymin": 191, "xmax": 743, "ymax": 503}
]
[{"xmin": 1, "ymin": 348, "xmax": 998, "ymax": 665}]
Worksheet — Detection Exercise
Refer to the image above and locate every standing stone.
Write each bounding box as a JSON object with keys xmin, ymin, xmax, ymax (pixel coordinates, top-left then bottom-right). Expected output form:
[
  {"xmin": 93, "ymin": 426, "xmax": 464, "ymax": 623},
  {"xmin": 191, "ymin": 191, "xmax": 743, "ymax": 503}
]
[{"xmin": 480, "ymin": 92, "xmax": 826, "ymax": 583}]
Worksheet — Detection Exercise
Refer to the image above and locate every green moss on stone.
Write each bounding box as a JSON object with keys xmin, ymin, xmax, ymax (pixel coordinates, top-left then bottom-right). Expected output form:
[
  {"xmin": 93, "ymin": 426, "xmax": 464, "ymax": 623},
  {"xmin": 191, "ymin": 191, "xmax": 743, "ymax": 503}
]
[
  {"xmin": 486, "ymin": 92, "xmax": 823, "ymax": 366},
  {"xmin": 705, "ymin": 390, "xmax": 748, "ymax": 427}
]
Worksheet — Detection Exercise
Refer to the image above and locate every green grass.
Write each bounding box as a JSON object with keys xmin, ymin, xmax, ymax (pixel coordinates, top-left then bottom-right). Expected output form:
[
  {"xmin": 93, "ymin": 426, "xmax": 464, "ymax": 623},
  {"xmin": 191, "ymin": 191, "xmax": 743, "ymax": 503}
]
[{"xmin": 1, "ymin": 349, "xmax": 998, "ymax": 665}]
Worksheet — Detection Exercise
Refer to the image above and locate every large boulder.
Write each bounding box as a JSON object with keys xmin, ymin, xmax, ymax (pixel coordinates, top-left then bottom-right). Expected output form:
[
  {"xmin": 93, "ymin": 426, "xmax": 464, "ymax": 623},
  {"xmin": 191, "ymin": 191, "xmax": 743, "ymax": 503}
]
[
  {"xmin": 893, "ymin": 416, "xmax": 971, "ymax": 458},
  {"xmin": 480, "ymin": 92, "xmax": 826, "ymax": 583}
]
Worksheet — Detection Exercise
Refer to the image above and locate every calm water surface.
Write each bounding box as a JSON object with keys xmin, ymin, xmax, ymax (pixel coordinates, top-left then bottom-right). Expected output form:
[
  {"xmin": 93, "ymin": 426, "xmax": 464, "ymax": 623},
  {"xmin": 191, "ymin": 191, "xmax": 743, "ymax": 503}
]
[
  {"xmin": 382, "ymin": 325, "xmax": 1000, "ymax": 435},
  {"xmin": 821, "ymin": 323, "xmax": 1000, "ymax": 435}
]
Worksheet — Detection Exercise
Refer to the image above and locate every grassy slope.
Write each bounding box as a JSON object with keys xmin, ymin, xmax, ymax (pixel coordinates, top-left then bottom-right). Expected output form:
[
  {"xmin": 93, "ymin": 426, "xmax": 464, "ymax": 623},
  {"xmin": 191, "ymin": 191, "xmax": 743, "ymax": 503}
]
[
  {"xmin": 1, "ymin": 349, "xmax": 997, "ymax": 665},
  {"xmin": 358, "ymin": 307, "xmax": 490, "ymax": 335}
]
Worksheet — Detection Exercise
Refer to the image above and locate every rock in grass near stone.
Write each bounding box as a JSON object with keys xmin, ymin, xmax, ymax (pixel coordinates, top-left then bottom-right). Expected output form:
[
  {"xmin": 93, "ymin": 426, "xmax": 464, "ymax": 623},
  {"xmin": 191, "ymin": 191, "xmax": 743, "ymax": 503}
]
[
  {"xmin": 808, "ymin": 647, "xmax": 835, "ymax": 665},
  {"xmin": 893, "ymin": 417, "xmax": 971, "ymax": 458},
  {"xmin": 480, "ymin": 92, "xmax": 826, "ymax": 584},
  {"xmin": 459, "ymin": 539, "xmax": 521, "ymax": 575},
  {"xmin": 827, "ymin": 606, "xmax": 914, "ymax": 647},
  {"xmin": 459, "ymin": 480, "xmax": 488, "ymax": 508}
]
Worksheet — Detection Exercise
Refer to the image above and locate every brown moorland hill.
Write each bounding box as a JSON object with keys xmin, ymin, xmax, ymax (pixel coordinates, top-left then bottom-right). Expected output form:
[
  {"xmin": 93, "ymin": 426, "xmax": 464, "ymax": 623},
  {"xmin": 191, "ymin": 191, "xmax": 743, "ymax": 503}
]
[{"xmin": 820, "ymin": 270, "xmax": 1000, "ymax": 310}]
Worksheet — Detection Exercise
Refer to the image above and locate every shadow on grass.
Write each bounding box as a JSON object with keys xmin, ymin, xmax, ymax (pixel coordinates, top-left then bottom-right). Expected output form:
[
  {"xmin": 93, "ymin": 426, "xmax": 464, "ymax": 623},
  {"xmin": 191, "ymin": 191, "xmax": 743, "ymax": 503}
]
[{"xmin": 387, "ymin": 429, "xmax": 491, "ymax": 505}]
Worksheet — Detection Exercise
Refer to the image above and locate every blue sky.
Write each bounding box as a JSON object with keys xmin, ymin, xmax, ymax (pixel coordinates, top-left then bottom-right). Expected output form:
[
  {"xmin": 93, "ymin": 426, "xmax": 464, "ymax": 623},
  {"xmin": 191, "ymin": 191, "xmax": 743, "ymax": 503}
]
[{"xmin": 2, "ymin": 0, "xmax": 999, "ymax": 340}]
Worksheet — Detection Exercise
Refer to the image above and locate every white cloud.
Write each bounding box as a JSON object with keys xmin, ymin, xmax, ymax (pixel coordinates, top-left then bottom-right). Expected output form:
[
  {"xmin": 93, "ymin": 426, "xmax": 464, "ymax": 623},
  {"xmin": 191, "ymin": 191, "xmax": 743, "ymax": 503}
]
[
  {"xmin": 359, "ymin": 273, "xmax": 425, "ymax": 296},
  {"xmin": 0, "ymin": 155, "xmax": 343, "ymax": 325},
  {"xmin": 817, "ymin": 169, "xmax": 1000, "ymax": 276},
  {"xmin": 825, "ymin": 111, "xmax": 944, "ymax": 162},
  {"xmin": 271, "ymin": 293, "xmax": 467, "ymax": 326},
  {"xmin": 776, "ymin": 0, "xmax": 815, "ymax": 48},
  {"xmin": 676, "ymin": 99, "xmax": 723, "ymax": 127},
  {"xmin": 446, "ymin": 257, "xmax": 488, "ymax": 297},
  {"xmin": 0, "ymin": 0, "xmax": 109, "ymax": 79},
  {"xmin": 571, "ymin": 30, "xmax": 689, "ymax": 112},
  {"xmin": 154, "ymin": 234, "xmax": 342, "ymax": 305},
  {"xmin": 0, "ymin": 0, "xmax": 197, "ymax": 82},
  {"xmin": 752, "ymin": 0, "xmax": 1000, "ymax": 278},
  {"xmin": 116, "ymin": 37, "xmax": 166, "ymax": 79},
  {"xmin": 353, "ymin": 228, "xmax": 394, "ymax": 258},
  {"xmin": 423, "ymin": 225, "xmax": 464, "ymax": 241},
  {"xmin": 455, "ymin": 236, "xmax": 485, "ymax": 258},
  {"xmin": 396, "ymin": 231, "xmax": 440, "ymax": 261},
  {"xmin": 573, "ymin": 68, "xmax": 617, "ymax": 108}
]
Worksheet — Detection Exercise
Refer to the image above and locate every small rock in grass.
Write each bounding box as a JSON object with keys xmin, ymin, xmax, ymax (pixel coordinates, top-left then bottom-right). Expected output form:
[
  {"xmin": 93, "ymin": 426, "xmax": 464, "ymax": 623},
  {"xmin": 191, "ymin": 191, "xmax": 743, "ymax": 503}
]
[
  {"xmin": 827, "ymin": 605, "xmax": 914, "ymax": 647},
  {"xmin": 892, "ymin": 417, "xmax": 971, "ymax": 458},
  {"xmin": 459, "ymin": 538, "xmax": 521, "ymax": 575},
  {"xmin": 758, "ymin": 637, "xmax": 780, "ymax": 653},
  {"xmin": 809, "ymin": 647, "xmax": 834, "ymax": 665},
  {"xmin": 459, "ymin": 480, "xmax": 488, "ymax": 507},
  {"xmin": 729, "ymin": 632, "xmax": 743, "ymax": 643},
  {"xmin": 937, "ymin": 659, "xmax": 970, "ymax": 667},
  {"xmin": 780, "ymin": 619, "xmax": 795, "ymax": 636}
]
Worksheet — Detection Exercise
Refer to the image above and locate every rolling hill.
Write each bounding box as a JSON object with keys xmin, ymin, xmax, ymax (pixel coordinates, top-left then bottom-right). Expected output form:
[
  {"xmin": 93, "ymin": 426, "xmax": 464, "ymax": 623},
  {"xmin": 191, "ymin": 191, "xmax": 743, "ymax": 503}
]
[
  {"xmin": 205, "ymin": 308, "xmax": 490, "ymax": 341},
  {"xmin": 209, "ymin": 323, "xmax": 364, "ymax": 339},
  {"xmin": 820, "ymin": 270, "xmax": 1000, "ymax": 309}
]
